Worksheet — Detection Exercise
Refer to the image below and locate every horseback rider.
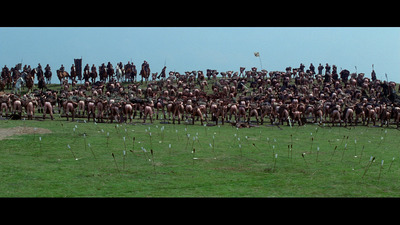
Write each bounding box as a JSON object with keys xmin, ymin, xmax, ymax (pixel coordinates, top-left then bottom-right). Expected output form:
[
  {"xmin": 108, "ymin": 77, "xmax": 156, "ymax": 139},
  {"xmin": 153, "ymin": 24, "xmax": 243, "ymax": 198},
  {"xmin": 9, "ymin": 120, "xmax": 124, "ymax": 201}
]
[
  {"xmin": 1, "ymin": 65, "xmax": 9, "ymax": 79},
  {"xmin": 45, "ymin": 64, "xmax": 51, "ymax": 72},
  {"xmin": 91, "ymin": 64, "xmax": 96, "ymax": 73},
  {"xmin": 107, "ymin": 62, "xmax": 113, "ymax": 71},
  {"xmin": 60, "ymin": 64, "xmax": 65, "ymax": 73},
  {"xmin": 142, "ymin": 60, "xmax": 149, "ymax": 73},
  {"xmin": 100, "ymin": 63, "xmax": 105, "ymax": 71}
]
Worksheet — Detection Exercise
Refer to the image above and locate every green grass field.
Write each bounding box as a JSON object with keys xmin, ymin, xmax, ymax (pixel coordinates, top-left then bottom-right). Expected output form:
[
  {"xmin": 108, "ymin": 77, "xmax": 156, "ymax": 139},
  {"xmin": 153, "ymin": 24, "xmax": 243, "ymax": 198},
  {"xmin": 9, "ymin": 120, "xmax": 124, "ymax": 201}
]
[{"xmin": 1, "ymin": 117, "xmax": 400, "ymax": 197}]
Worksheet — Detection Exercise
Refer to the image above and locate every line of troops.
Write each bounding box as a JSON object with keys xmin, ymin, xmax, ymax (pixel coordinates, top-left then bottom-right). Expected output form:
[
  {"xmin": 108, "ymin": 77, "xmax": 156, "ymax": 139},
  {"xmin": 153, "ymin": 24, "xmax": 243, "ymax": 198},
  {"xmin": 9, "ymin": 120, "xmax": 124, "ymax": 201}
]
[
  {"xmin": 0, "ymin": 60, "xmax": 145, "ymax": 91},
  {"xmin": 1, "ymin": 62, "xmax": 400, "ymax": 128}
]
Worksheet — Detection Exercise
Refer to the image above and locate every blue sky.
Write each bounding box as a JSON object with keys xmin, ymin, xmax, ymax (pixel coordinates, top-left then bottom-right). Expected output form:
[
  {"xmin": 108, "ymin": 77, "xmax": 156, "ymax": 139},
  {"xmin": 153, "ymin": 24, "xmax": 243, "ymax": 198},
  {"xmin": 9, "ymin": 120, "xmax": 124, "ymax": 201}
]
[{"xmin": 1, "ymin": 27, "xmax": 399, "ymax": 83}]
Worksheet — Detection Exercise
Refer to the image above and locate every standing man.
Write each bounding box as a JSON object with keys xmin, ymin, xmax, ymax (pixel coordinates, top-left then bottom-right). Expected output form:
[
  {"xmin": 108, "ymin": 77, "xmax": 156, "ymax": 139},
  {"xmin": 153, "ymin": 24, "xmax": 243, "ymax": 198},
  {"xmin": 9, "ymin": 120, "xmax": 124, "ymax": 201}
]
[
  {"xmin": 324, "ymin": 63, "xmax": 331, "ymax": 75},
  {"xmin": 317, "ymin": 63, "xmax": 323, "ymax": 75}
]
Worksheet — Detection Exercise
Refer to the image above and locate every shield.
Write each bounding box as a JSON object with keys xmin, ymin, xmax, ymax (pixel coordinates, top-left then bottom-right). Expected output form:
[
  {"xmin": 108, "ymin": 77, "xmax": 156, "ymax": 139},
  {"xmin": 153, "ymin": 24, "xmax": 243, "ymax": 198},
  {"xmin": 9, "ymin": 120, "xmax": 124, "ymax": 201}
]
[{"xmin": 74, "ymin": 58, "xmax": 82, "ymax": 80}]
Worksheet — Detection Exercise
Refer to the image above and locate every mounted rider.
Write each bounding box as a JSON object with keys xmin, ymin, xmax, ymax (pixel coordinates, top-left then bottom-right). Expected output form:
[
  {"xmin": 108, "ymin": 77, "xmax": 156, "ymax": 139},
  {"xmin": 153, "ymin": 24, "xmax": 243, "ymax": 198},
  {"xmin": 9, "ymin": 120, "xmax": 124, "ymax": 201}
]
[
  {"xmin": 59, "ymin": 64, "xmax": 65, "ymax": 73},
  {"xmin": 141, "ymin": 60, "xmax": 150, "ymax": 74},
  {"xmin": 45, "ymin": 64, "xmax": 51, "ymax": 72}
]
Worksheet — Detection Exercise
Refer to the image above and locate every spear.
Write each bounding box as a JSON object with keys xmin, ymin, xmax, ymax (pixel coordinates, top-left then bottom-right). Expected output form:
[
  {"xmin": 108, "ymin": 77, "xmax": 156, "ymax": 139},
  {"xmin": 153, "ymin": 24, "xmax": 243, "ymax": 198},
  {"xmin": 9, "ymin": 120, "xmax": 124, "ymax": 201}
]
[
  {"xmin": 83, "ymin": 133, "xmax": 87, "ymax": 152},
  {"xmin": 38, "ymin": 136, "xmax": 42, "ymax": 154},
  {"xmin": 273, "ymin": 154, "xmax": 278, "ymax": 172},
  {"xmin": 88, "ymin": 143, "xmax": 96, "ymax": 159},
  {"xmin": 175, "ymin": 129, "xmax": 180, "ymax": 141},
  {"xmin": 272, "ymin": 145, "xmax": 275, "ymax": 161},
  {"xmin": 330, "ymin": 145, "xmax": 338, "ymax": 160},
  {"xmin": 239, "ymin": 143, "xmax": 243, "ymax": 159},
  {"xmin": 290, "ymin": 144, "xmax": 293, "ymax": 160},
  {"xmin": 191, "ymin": 136, "xmax": 195, "ymax": 152},
  {"xmin": 302, "ymin": 153, "xmax": 309, "ymax": 168},
  {"xmin": 67, "ymin": 144, "xmax": 77, "ymax": 160},
  {"xmin": 149, "ymin": 132, "xmax": 153, "ymax": 149},
  {"xmin": 161, "ymin": 126, "xmax": 165, "ymax": 142},
  {"xmin": 111, "ymin": 153, "xmax": 120, "ymax": 173},
  {"xmin": 185, "ymin": 133, "xmax": 190, "ymax": 151},
  {"xmin": 106, "ymin": 132, "xmax": 110, "ymax": 147},
  {"xmin": 123, "ymin": 150, "xmax": 126, "ymax": 170},
  {"xmin": 341, "ymin": 143, "xmax": 347, "ymax": 162},
  {"xmin": 388, "ymin": 157, "xmax": 395, "ymax": 172},
  {"xmin": 358, "ymin": 145, "xmax": 365, "ymax": 164},
  {"xmin": 354, "ymin": 139, "xmax": 357, "ymax": 156},
  {"xmin": 362, "ymin": 156, "xmax": 375, "ymax": 179},
  {"xmin": 150, "ymin": 149, "xmax": 155, "ymax": 172},
  {"xmin": 33, "ymin": 127, "xmax": 37, "ymax": 143},
  {"xmin": 378, "ymin": 160, "xmax": 384, "ymax": 181},
  {"xmin": 310, "ymin": 137, "xmax": 314, "ymax": 154},
  {"xmin": 290, "ymin": 134, "xmax": 293, "ymax": 147},
  {"xmin": 252, "ymin": 143, "xmax": 261, "ymax": 151},
  {"xmin": 212, "ymin": 135, "xmax": 215, "ymax": 155},
  {"xmin": 123, "ymin": 136, "xmax": 127, "ymax": 152},
  {"xmin": 141, "ymin": 147, "xmax": 151, "ymax": 162},
  {"xmin": 192, "ymin": 148, "xmax": 196, "ymax": 165}
]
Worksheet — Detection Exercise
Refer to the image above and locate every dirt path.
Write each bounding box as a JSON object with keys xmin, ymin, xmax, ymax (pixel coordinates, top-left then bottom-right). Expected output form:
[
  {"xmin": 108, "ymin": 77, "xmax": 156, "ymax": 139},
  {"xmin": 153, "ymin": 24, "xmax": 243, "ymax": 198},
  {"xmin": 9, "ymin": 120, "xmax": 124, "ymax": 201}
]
[{"xmin": 0, "ymin": 127, "xmax": 52, "ymax": 140}]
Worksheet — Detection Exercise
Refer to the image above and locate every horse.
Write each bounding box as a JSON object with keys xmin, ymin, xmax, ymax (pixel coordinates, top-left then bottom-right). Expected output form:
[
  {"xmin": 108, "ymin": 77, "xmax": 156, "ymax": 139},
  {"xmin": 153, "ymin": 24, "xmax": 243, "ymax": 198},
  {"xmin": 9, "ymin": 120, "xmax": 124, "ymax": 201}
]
[
  {"xmin": 99, "ymin": 67, "xmax": 107, "ymax": 82},
  {"xmin": 14, "ymin": 76, "xmax": 24, "ymax": 94},
  {"xmin": 0, "ymin": 79, "xmax": 5, "ymax": 91},
  {"xmin": 36, "ymin": 67, "xmax": 44, "ymax": 82},
  {"xmin": 140, "ymin": 63, "xmax": 150, "ymax": 83},
  {"xmin": 11, "ymin": 67, "xmax": 20, "ymax": 87},
  {"xmin": 116, "ymin": 65, "xmax": 123, "ymax": 82},
  {"xmin": 57, "ymin": 70, "xmax": 69, "ymax": 84},
  {"xmin": 1, "ymin": 69, "xmax": 12, "ymax": 89},
  {"xmin": 38, "ymin": 76, "xmax": 46, "ymax": 91},
  {"xmin": 83, "ymin": 68, "xmax": 90, "ymax": 83},
  {"xmin": 124, "ymin": 64, "xmax": 137, "ymax": 83},
  {"xmin": 70, "ymin": 66, "xmax": 77, "ymax": 82},
  {"xmin": 107, "ymin": 67, "xmax": 114, "ymax": 81},
  {"xmin": 44, "ymin": 68, "xmax": 52, "ymax": 84},
  {"xmin": 90, "ymin": 70, "xmax": 97, "ymax": 83},
  {"xmin": 25, "ymin": 73, "xmax": 34, "ymax": 93},
  {"xmin": 29, "ymin": 68, "xmax": 37, "ymax": 81}
]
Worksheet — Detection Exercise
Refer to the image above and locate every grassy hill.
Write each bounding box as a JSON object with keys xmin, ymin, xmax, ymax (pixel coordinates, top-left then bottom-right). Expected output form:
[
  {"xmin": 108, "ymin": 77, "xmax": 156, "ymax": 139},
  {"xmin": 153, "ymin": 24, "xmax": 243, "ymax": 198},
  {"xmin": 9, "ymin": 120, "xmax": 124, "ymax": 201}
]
[{"xmin": 1, "ymin": 118, "xmax": 399, "ymax": 197}]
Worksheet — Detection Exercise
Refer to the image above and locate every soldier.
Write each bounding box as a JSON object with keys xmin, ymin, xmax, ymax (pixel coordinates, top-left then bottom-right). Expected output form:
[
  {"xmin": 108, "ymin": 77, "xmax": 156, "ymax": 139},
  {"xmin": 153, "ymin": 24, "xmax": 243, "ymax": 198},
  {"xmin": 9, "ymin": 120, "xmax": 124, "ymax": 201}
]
[
  {"xmin": 45, "ymin": 64, "xmax": 51, "ymax": 72},
  {"xmin": 371, "ymin": 68, "xmax": 377, "ymax": 81},
  {"xmin": 309, "ymin": 63, "xmax": 315, "ymax": 74},
  {"xmin": 2, "ymin": 65, "xmax": 9, "ymax": 79},
  {"xmin": 159, "ymin": 66, "xmax": 166, "ymax": 80},
  {"xmin": 325, "ymin": 63, "xmax": 331, "ymax": 75},
  {"xmin": 317, "ymin": 63, "xmax": 323, "ymax": 75}
]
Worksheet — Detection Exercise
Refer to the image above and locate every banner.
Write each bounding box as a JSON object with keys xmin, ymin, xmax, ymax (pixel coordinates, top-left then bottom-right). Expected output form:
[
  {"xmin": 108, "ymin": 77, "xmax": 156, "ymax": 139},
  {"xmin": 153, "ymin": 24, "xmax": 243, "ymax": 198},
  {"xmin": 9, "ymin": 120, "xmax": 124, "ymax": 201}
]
[{"xmin": 74, "ymin": 58, "xmax": 82, "ymax": 80}]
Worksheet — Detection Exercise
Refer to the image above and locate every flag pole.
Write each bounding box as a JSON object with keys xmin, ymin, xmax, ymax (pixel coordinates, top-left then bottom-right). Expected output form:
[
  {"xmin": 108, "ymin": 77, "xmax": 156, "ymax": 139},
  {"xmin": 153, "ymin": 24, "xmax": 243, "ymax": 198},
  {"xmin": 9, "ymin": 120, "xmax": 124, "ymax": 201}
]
[{"xmin": 254, "ymin": 52, "xmax": 263, "ymax": 70}]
